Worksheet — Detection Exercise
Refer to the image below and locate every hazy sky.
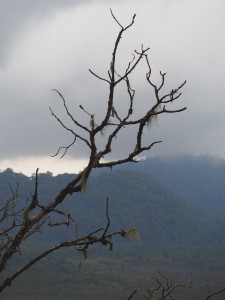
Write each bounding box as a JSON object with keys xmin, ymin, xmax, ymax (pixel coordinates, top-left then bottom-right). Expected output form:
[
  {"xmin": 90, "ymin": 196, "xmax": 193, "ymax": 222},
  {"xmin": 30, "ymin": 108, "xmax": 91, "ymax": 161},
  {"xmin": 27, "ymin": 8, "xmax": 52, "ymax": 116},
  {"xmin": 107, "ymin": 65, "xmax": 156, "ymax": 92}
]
[{"xmin": 0, "ymin": 0, "xmax": 225, "ymax": 175}]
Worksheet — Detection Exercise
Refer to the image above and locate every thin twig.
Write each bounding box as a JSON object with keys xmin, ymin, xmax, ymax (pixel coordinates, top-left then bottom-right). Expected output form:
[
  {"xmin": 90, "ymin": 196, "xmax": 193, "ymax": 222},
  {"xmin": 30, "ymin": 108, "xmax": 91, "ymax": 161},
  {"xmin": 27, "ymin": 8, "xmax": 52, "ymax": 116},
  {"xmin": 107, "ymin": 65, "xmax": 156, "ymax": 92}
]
[
  {"xmin": 89, "ymin": 69, "xmax": 110, "ymax": 84},
  {"xmin": 204, "ymin": 287, "xmax": 225, "ymax": 300},
  {"xmin": 127, "ymin": 289, "xmax": 138, "ymax": 300}
]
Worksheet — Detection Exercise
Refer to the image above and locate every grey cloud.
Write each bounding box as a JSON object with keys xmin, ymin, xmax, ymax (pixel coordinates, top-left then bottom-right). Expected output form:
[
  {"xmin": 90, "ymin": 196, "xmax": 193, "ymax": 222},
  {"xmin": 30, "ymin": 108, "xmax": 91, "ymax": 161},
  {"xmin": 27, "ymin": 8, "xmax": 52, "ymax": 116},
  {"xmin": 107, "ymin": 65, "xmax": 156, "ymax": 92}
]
[
  {"xmin": 1, "ymin": 0, "xmax": 225, "ymax": 166},
  {"xmin": 0, "ymin": 0, "xmax": 90, "ymax": 66}
]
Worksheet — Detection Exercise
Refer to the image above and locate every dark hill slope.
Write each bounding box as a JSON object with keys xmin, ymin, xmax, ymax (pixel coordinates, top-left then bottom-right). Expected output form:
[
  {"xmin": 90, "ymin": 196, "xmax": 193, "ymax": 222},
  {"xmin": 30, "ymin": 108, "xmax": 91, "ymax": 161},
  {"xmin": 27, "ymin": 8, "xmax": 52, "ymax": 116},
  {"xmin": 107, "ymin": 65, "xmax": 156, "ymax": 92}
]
[
  {"xmin": 2, "ymin": 168, "xmax": 225, "ymax": 300},
  {"xmin": 1, "ymin": 168, "xmax": 225, "ymax": 246},
  {"xmin": 71, "ymin": 170, "xmax": 225, "ymax": 245},
  {"xmin": 114, "ymin": 154, "xmax": 225, "ymax": 216}
]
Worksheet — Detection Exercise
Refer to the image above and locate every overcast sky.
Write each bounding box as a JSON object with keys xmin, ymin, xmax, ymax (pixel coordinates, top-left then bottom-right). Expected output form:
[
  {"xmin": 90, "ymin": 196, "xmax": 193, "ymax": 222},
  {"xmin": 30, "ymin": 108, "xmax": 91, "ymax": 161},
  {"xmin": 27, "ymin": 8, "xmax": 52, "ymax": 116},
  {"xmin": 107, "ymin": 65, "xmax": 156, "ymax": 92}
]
[{"xmin": 0, "ymin": 0, "xmax": 225, "ymax": 175}]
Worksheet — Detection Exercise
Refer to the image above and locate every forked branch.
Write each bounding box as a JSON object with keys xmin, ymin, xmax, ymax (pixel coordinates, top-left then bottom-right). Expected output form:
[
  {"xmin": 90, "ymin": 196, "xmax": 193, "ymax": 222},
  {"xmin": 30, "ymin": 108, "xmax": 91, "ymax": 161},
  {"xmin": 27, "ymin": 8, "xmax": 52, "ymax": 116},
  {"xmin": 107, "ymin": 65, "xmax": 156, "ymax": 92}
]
[{"xmin": 0, "ymin": 10, "xmax": 187, "ymax": 294}]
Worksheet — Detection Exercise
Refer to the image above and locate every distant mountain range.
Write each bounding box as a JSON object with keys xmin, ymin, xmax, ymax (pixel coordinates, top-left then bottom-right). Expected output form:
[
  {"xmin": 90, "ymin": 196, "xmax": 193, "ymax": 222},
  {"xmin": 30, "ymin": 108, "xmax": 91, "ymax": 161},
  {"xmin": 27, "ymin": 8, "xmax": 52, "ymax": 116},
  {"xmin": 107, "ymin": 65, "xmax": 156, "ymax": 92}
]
[
  {"xmin": 1, "ymin": 154, "xmax": 225, "ymax": 300},
  {"xmin": 117, "ymin": 154, "xmax": 225, "ymax": 216}
]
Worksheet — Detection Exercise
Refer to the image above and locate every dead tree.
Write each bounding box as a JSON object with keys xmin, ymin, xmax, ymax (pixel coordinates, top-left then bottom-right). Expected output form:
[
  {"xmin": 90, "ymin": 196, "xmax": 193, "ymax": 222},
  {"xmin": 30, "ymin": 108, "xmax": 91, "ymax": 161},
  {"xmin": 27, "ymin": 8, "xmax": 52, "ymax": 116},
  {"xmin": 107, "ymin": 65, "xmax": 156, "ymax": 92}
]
[
  {"xmin": 0, "ymin": 10, "xmax": 186, "ymax": 293},
  {"xmin": 143, "ymin": 272, "xmax": 190, "ymax": 300},
  {"xmin": 127, "ymin": 272, "xmax": 225, "ymax": 300}
]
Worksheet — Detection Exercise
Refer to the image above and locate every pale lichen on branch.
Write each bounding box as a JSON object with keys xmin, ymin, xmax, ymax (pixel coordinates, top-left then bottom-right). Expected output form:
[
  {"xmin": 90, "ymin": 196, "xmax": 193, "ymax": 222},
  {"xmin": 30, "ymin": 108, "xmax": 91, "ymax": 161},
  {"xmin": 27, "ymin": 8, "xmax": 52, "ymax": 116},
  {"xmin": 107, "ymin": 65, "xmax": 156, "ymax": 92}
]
[{"xmin": 0, "ymin": 10, "xmax": 188, "ymax": 294}]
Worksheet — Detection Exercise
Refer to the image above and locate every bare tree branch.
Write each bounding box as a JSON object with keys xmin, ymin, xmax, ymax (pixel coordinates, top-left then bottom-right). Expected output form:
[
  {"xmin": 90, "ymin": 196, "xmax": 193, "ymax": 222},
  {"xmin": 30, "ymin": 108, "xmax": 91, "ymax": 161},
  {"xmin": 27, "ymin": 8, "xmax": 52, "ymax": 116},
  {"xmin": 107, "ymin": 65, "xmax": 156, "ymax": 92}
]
[
  {"xmin": 204, "ymin": 287, "xmax": 225, "ymax": 300},
  {"xmin": 51, "ymin": 89, "xmax": 90, "ymax": 133},
  {"xmin": 127, "ymin": 289, "xmax": 138, "ymax": 300},
  {"xmin": 89, "ymin": 69, "xmax": 111, "ymax": 84},
  {"xmin": 140, "ymin": 272, "xmax": 191, "ymax": 300},
  {"xmin": 0, "ymin": 198, "xmax": 126, "ymax": 292},
  {"xmin": 0, "ymin": 10, "xmax": 187, "ymax": 294}
]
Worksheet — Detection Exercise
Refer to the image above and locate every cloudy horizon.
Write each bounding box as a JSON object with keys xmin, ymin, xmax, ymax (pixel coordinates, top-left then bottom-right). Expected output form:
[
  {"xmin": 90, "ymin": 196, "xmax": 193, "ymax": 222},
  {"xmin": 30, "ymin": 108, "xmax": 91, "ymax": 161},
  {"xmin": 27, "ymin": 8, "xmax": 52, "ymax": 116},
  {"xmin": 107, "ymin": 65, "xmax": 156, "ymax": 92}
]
[{"xmin": 1, "ymin": 0, "xmax": 225, "ymax": 175}]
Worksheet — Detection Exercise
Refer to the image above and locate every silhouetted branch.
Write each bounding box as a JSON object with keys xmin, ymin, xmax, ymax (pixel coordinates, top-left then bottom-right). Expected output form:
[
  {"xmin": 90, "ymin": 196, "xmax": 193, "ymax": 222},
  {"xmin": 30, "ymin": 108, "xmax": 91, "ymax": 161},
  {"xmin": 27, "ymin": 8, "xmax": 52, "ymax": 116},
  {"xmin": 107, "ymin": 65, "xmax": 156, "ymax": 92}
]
[
  {"xmin": 89, "ymin": 69, "xmax": 110, "ymax": 84},
  {"xmin": 0, "ymin": 9, "xmax": 187, "ymax": 294},
  {"xmin": 127, "ymin": 289, "xmax": 138, "ymax": 300},
  {"xmin": 0, "ymin": 198, "xmax": 127, "ymax": 292},
  {"xmin": 51, "ymin": 136, "xmax": 77, "ymax": 158},
  {"xmin": 204, "ymin": 286, "xmax": 225, "ymax": 300}
]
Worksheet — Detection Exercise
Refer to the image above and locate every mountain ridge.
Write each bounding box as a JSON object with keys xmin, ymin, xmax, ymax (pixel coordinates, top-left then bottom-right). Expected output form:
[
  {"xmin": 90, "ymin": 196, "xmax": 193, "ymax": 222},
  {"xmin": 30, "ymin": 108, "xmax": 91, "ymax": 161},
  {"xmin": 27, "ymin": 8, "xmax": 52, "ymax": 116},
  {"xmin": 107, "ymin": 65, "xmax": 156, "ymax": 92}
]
[{"xmin": 1, "ymin": 156, "xmax": 225, "ymax": 299}]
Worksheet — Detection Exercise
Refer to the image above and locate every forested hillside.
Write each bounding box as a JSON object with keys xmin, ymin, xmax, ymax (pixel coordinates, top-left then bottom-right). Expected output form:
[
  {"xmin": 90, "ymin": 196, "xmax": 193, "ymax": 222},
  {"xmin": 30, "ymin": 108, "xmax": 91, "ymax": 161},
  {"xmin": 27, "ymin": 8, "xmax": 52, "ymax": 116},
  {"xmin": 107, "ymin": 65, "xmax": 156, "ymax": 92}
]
[
  {"xmin": 1, "ymin": 156, "xmax": 225, "ymax": 299},
  {"xmin": 120, "ymin": 154, "xmax": 225, "ymax": 216}
]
